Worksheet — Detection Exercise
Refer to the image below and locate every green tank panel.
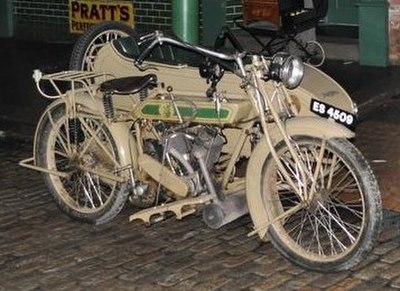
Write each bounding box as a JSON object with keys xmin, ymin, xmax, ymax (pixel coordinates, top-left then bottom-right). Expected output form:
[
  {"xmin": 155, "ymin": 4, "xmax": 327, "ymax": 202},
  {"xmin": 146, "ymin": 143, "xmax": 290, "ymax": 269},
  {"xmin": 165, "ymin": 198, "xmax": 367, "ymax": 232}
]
[{"xmin": 135, "ymin": 97, "xmax": 253, "ymax": 125}]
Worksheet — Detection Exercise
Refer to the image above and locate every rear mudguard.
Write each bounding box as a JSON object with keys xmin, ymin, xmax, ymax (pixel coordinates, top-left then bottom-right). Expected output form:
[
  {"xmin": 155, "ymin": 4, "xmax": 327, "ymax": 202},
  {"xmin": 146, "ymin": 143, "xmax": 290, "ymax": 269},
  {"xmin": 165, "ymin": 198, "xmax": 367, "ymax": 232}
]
[
  {"xmin": 33, "ymin": 97, "xmax": 138, "ymax": 172},
  {"xmin": 245, "ymin": 116, "xmax": 355, "ymax": 239}
]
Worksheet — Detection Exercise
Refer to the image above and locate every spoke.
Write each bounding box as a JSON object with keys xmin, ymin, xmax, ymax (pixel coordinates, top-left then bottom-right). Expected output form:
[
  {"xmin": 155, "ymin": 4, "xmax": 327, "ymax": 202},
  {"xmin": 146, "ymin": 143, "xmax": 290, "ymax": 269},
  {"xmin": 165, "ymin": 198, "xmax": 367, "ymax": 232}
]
[
  {"xmin": 295, "ymin": 211, "xmax": 308, "ymax": 246},
  {"xmin": 85, "ymin": 172, "xmax": 104, "ymax": 206},
  {"xmin": 308, "ymin": 139, "xmax": 326, "ymax": 201},
  {"xmin": 78, "ymin": 175, "xmax": 95, "ymax": 208},
  {"xmin": 329, "ymin": 169, "xmax": 352, "ymax": 194},
  {"xmin": 313, "ymin": 212, "xmax": 324, "ymax": 255},
  {"xmin": 329, "ymin": 198, "xmax": 364, "ymax": 220},
  {"xmin": 317, "ymin": 201, "xmax": 356, "ymax": 244},
  {"xmin": 317, "ymin": 206, "xmax": 338, "ymax": 255},
  {"xmin": 79, "ymin": 117, "xmax": 120, "ymax": 167},
  {"xmin": 327, "ymin": 154, "xmax": 338, "ymax": 190},
  {"xmin": 78, "ymin": 120, "xmax": 104, "ymax": 159},
  {"xmin": 54, "ymin": 126, "xmax": 71, "ymax": 158},
  {"xmin": 331, "ymin": 179, "xmax": 359, "ymax": 198},
  {"xmin": 329, "ymin": 202, "xmax": 362, "ymax": 234},
  {"xmin": 280, "ymin": 156, "xmax": 305, "ymax": 196},
  {"xmin": 279, "ymin": 193, "xmax": 300, "ymax": 208},
  {"xmin": 54, "ymin": 150, "xmax": 69, "ymax": 159},
  {"xmin": 285, "ymin": 209, "xmax": 308, "ymax": 243},
  {"xmin": 305, "ymin": 212, "xmax": 319, "ymax": 253},
  {"xmin": 310, "ymin": 210, "xmax": 348, "ymax": 252},
  {"xmin": 248, "ymin": 203, "xmax": 304, "ymax": 237}
]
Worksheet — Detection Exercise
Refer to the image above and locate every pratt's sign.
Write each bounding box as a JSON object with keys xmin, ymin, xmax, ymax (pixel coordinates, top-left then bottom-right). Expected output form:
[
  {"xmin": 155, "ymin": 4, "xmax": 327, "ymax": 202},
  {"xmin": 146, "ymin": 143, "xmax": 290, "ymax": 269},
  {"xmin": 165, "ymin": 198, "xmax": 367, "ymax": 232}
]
[{"xmin": 69, "ymin": 0, "xmax": 134, "ymax": 33}]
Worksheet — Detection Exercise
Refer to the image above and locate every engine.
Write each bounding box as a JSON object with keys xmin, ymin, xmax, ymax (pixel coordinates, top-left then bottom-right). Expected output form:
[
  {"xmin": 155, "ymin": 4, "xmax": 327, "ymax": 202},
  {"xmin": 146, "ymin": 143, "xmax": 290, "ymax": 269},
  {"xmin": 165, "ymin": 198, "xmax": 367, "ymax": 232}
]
[{"xmin": 144, "ymin": 125, "xmax": 225, "ymax": 196}]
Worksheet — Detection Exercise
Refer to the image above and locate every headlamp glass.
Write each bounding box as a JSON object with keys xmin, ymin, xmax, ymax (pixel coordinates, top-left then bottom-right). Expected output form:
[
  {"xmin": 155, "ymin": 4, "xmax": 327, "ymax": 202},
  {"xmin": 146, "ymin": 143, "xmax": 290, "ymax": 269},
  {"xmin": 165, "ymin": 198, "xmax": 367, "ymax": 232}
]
[{"xmin": 271, "ymin": 53, "xmax": 304, "ymax": 89}]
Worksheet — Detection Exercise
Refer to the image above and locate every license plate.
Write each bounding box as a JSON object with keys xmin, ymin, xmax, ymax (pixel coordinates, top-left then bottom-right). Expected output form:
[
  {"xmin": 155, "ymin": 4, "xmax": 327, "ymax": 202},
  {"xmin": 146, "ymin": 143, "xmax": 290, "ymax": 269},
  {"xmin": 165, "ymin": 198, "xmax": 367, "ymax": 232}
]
[{"xmin": 310, "ymin": 99, "xmax": 356, "ymax": 129}]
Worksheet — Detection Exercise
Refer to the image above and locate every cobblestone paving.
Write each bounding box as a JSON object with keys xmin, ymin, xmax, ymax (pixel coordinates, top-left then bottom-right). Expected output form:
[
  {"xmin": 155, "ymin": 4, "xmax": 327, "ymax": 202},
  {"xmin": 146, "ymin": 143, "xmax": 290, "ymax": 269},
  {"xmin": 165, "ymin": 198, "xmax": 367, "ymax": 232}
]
[{"xmin": 1, "ymin": 125, "xmax": 400, "ymax": 291}]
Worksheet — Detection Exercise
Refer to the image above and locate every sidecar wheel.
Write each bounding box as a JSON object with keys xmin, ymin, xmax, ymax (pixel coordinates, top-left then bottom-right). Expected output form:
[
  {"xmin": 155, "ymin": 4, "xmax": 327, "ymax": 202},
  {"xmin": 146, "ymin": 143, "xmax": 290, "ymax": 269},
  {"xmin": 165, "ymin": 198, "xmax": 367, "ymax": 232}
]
[
  {"xmin": 36, "ymin": 105, "xmax": 129, "ymax": 224},
  {"xmin": 70, "ymin": 21, "xmax": 137, "ymax": 71},
  {"xmin": 261, "ymin": 136, "xmax": 382, "ymax": 271}
]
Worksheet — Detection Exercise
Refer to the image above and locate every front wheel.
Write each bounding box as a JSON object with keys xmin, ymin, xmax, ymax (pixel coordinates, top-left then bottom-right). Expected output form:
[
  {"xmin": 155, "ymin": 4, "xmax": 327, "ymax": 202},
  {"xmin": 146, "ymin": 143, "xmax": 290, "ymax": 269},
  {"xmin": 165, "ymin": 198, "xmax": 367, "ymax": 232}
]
[
  {"xmin": 262, "ymin": 136, "xmax": 382, "ymax": 271},
  {"xmin": 36, "ymin": 104, "xmax": 129, "ymax": 224}
]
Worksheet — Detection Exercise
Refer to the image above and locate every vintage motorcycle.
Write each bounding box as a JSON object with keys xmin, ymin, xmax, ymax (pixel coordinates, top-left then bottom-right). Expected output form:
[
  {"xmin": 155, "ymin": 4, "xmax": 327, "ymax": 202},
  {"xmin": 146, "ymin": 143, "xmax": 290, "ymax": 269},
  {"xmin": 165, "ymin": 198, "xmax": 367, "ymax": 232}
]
[{"xmin": 21, "ymin": 30, "xmax": 382, "ymax": 272}]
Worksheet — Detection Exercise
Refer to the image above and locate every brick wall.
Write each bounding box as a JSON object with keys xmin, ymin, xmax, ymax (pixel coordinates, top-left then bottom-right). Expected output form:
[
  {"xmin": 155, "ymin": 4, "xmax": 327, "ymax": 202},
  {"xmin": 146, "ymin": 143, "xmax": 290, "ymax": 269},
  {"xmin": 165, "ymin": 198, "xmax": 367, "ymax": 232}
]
[
  {"xmin": 134, "ymin": 0, "xmax": 172, "ymax": 32},
  {"xmin": 12, "ymin": 0, "xmax": 243, "ymax": 42},
  {"xmin": 226, "ymin": 0, "xmax": 243, "ymax": 28},
  {"xmin": 13, "ymin": 0, "xmax": 70, "ymax": 41}
]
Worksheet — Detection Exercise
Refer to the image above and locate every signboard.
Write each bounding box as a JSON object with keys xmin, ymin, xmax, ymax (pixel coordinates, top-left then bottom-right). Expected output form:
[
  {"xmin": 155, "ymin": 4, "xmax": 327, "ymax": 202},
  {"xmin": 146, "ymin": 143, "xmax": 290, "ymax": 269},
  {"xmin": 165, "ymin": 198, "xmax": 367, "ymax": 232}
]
[{"xmin": 69, "ymin": 0, "xmax": 134, "ymax": 33}]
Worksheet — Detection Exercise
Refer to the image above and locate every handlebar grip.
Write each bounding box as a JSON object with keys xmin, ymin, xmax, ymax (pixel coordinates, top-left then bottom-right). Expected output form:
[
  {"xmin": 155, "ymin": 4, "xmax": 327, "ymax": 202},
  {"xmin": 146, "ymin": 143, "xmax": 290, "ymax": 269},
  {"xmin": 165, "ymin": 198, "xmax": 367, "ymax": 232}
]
[{"xmin": 139, "ymin": 32, "xmax": 156, "ymax": 41}]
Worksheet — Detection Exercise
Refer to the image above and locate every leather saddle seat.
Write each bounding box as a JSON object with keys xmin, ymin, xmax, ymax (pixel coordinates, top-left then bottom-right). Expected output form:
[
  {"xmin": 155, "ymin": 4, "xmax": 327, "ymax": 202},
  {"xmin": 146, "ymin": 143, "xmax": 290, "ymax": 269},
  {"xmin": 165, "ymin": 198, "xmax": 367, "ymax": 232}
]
[{"xmin": 100, "ymin": 74, "xmax": 158, "ymax": 95}]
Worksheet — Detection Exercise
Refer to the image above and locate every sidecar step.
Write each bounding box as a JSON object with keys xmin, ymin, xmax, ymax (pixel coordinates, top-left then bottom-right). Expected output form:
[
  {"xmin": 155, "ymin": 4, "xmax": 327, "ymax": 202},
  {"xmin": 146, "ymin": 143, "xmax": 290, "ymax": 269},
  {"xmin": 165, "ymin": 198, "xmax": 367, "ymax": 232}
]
[{"xmin": 129, "ymin": 194, "xmax": 213, "ymax": 224}]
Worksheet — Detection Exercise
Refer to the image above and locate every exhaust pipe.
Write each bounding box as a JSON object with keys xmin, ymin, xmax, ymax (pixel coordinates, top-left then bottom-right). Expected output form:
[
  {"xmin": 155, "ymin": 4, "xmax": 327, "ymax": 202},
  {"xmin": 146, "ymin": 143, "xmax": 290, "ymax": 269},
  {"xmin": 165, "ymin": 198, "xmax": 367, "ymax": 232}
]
[{"xmin": 138, "ymin": 154, "xmax": 189, "ymax": 198}]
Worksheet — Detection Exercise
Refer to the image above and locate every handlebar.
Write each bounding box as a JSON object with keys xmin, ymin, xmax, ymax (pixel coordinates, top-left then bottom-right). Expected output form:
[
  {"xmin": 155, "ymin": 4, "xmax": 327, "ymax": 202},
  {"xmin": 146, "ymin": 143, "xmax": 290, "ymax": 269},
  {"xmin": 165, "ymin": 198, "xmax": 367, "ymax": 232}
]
[{"xmin": 134, "ymin": 31, "xmax": 248, "ymax": 77}]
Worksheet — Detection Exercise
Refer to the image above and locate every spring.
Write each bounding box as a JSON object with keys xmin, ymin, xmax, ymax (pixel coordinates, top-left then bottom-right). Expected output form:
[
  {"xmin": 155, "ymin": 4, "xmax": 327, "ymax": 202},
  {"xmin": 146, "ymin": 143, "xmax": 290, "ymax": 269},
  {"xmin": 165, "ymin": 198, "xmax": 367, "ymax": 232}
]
[
  {"xmin": 102, "ymin": 92, "xmax": 114, "ymax": 119},
  {"xmin": 139, "ymin": 88, "xmax": 148, "ymax": 102},
  {"xmin": 68, "ymin": 118, "xmax": 84, "ymax": 144}
]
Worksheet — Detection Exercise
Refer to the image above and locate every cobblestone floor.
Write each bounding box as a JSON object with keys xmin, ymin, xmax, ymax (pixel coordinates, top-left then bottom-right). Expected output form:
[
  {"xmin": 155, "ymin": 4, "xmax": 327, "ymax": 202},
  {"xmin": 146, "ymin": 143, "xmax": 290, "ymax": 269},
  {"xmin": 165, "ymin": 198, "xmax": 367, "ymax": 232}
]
[{"xmin": 1, "ymin": 107, "xmax": 400, "ymax": 291}]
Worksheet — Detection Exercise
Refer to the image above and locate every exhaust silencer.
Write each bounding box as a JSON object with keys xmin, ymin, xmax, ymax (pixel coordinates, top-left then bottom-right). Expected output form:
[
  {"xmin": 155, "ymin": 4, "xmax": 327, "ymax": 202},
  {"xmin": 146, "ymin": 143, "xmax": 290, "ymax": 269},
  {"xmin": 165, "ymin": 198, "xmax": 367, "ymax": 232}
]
[{"xmin": 202, "ymin": 191, "xmax": 249, "ymax": 229}]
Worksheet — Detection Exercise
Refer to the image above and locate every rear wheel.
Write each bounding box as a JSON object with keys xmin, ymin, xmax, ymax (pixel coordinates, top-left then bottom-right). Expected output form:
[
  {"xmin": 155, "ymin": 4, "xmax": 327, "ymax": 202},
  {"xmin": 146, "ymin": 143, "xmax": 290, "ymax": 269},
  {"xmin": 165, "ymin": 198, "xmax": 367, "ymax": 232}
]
[
  {"xmin": 37, "ymin": 105, "xmax": 128, "ymax": 224},
  {"xmin": 262, "ymin": 136, "xmax": 382, "ymax": 271},
  {"xmin": 70, "ymin": 21, "xmax": 136, "ymax": 71}
]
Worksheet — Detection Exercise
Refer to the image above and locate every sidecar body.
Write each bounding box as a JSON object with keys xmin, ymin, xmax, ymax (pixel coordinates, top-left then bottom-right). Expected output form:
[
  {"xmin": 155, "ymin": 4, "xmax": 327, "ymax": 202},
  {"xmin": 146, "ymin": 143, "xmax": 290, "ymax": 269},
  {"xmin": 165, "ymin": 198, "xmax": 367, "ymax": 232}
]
[{"xmin": 92, "ymin": 36, "xmax": 357, "ymax": 118}]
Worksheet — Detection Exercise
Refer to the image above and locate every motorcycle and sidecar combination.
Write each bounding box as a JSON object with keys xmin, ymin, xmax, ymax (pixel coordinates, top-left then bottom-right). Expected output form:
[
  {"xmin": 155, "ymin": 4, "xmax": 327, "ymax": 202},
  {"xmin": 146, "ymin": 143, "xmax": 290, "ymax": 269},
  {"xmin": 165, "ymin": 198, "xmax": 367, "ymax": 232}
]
[{"xmin": 20, "ymin": 24, "xmax": 382, "ymax": 272}]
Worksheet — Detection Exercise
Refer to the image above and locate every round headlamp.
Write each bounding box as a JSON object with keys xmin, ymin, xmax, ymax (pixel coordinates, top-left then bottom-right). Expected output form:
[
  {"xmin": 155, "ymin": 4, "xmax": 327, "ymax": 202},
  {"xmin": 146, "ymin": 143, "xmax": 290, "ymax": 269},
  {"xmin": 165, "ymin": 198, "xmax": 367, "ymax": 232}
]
[{"xmin": 270, "ymin": 53, "xmax": 304, "ymax": 89}]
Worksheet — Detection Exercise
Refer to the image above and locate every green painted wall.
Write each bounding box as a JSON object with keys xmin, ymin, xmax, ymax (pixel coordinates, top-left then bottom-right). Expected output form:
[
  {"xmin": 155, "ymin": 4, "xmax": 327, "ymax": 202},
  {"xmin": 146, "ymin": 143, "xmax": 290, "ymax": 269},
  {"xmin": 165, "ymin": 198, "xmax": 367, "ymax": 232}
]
[
  {"xmin": 327, "ymin": 0, "xmax": 358, "ymax": 25},
  {"xmin": 0, "ymin": 0, "xmax": 13, "ymax": 37}
]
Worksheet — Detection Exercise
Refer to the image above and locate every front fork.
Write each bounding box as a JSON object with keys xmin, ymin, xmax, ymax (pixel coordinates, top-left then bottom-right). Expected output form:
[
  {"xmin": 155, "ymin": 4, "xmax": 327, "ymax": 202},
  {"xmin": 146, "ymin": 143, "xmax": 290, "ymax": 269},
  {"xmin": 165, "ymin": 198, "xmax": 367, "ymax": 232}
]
[{"xmin": 249, "ymin": 75, "xmax": 325, "ymax": 210}]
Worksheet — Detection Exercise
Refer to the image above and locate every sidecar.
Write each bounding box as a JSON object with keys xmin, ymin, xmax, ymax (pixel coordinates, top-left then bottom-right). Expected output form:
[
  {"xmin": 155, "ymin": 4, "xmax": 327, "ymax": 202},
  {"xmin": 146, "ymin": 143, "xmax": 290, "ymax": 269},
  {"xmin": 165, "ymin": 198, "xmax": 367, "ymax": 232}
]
[
  {"xmin": 70, "ymin": 23, "xmax": 357, "ymax": 120},
  {"xmin": 96, "ymin": 37, "xmax": 356, "ymax": 114}
]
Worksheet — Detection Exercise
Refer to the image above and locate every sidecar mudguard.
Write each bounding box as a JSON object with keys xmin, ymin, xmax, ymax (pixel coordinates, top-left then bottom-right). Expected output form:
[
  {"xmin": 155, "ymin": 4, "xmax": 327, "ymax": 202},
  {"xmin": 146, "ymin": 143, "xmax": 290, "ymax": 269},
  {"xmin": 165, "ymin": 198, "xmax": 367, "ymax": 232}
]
[
  {"xmin": 245, "ymin": 117, "xmax": 355, "ymax": 239},
  {"xmin": 33, "ymin": 97, "xmax": 138, "ymax": 172}
]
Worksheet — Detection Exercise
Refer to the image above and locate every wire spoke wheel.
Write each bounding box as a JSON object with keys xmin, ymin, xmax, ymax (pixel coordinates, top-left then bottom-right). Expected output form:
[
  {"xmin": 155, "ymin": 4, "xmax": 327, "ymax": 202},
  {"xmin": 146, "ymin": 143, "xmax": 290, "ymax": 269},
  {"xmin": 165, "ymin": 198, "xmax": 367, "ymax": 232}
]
[
  {"xmin": 37, "ymin": 105, "xmax": 128, "ymax": 224},
  {"xmin": 262, "ymin": 136, "xmax": 381, "ymax": 271},
  {"xmin": 81, "ymin": 30, "xmax": 129, "ymax": 71},
  {"xmin": 70, "ymin": 22, "xmax": 136, "ymax": 71}
]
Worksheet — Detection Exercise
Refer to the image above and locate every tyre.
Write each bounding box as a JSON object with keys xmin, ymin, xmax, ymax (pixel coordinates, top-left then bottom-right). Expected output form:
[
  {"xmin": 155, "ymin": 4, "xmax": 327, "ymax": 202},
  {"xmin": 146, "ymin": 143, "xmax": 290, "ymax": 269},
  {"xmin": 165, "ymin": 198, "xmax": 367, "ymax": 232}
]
[
  {"xmin": 261, "ymin": 136, "xmax": 382, "ymax": 271},
  {"xmin": 303, "ymin": 40, "xmax": 325, "ymax": 67},
  {"xmin": 36, "ymin": 104, "xmax": 129, "ymax": 224},
  {"xmin": 70, "ymin": 21, "xmax": 137, "ymax": 71}
]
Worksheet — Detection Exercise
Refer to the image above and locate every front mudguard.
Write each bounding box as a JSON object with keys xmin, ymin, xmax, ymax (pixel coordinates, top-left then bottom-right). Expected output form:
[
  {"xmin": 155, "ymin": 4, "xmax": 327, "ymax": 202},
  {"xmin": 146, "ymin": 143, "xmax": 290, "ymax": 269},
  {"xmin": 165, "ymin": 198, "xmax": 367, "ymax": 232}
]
[
  {"xmin": 32, "ymin": 97, "xmax": 138, "ymax": 171},
  {"xmin": 245, "ymin": 117, "xmax": 355, "ymax": 239}
]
